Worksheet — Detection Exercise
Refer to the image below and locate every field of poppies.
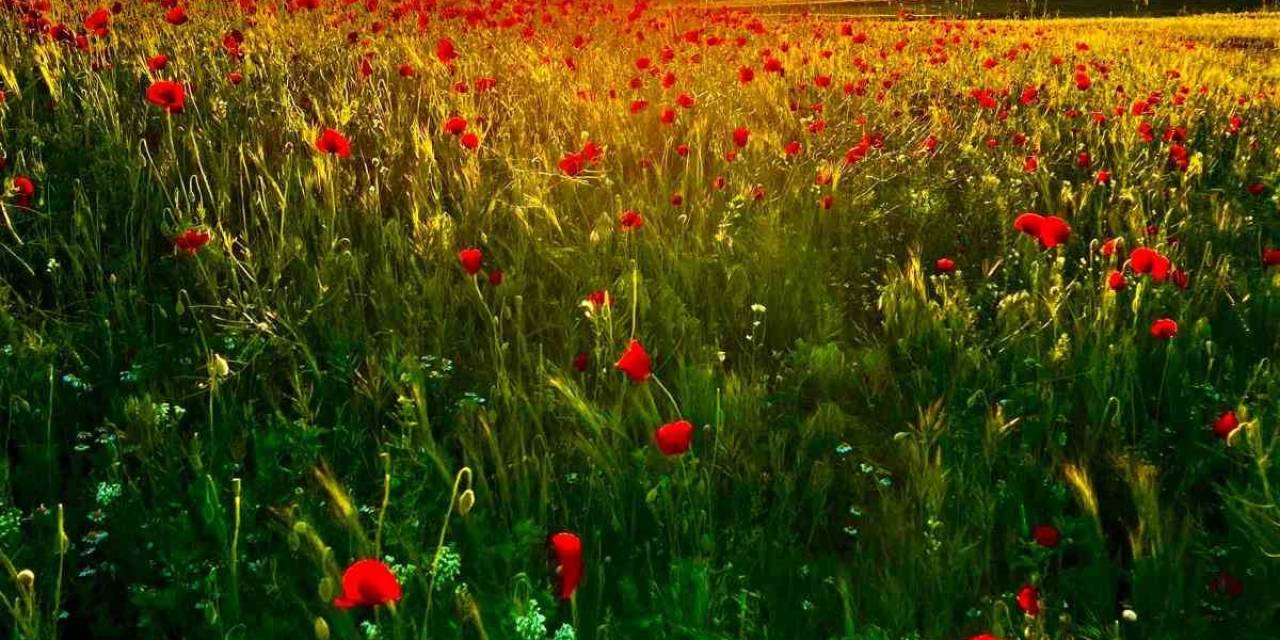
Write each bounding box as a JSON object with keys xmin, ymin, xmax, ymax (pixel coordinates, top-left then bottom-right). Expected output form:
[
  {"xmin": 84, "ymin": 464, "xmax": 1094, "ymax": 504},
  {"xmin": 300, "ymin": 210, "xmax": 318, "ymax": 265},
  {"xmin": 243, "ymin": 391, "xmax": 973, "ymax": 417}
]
[{"xmin": 1, "ymin": 1, "xmax": 1279, "ymax": 639}]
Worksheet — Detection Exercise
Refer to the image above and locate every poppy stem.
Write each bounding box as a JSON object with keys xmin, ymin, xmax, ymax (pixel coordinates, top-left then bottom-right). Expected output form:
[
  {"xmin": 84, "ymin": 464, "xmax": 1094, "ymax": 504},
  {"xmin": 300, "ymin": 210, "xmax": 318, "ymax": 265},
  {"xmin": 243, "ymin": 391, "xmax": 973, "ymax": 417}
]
[
  {"xmin": 630, "ymin": 264, "xmax": 639, "ymax": 339},
  {"xmin": 651, "ymin": 375, "xmax": 682, "ymax": 417}
]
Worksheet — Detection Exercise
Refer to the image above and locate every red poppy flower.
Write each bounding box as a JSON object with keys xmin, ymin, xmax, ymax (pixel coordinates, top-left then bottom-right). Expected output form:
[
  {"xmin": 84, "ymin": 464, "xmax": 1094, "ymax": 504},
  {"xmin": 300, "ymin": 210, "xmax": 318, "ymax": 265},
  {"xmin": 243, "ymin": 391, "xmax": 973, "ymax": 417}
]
[
  {"xmin": 1168, "ymin": 144, "xmax": 1189, "ymax": 171},
  {"xmin": 968, "ymin": 635, "xmax": 1001, "ymax": 640},
  {"xmin": 549, "ymin": 532, "xmax": 583, "ymax": 599},
  {"xmin": 1107, "ymin": 270, "xmax": 1126, "ymax": 292},
  {"xmin": 1264, "ymin": 249, "xmax": 1280, "ymax": 268},
  {"xmin": 487, "ymin": 270, "xmax": 503, "ymax": 286},
  {"xmin": 436, "ymin": 37, "xmax": 458, "ymax": 65},
  {"xmin": 1022, "ymin": 155, "xmax": 1038, "ymax": 172},
  {"xmin": 1095, "ymin": 169, "xmax": 1111, "ymax": 185},
  {"xmin": 315, "ymin": 128, "xmax": 351, "ymax": 158},
  {"xmin": 146, "ymin": 81, "xmax": 185, "ymax": 114},
  {"xmin": 1016, "ymin": 585, "xmax": 1040, "ymax": 616},
  {"xmin": 732, "ymin": 127, "xmax": 750, "ymax": 148},
  {"xmin": 936, "ymin": 257, "xmax": 956, "ymax": 274},
  {"xmin": 1247, "ymin": 182, "xmax": 1266, "ymax": 196},
  {"xmin": 12, "ymin": 176, "xmax": 35, "ymax": 207},
  {"xmin": 1150, "ymin": 317, "xmax": 1179, "ymax": 340},
  {"xmin": 332, "ymin": 559, "xmax": 402, "ymax": 609},
  {"xmin": 147, "ymin": 54, "xmax": 168, "ymax": 73},
  {"xmin": 619, "ymin": 210, "xmax": 644, "ymax": 232},
  {"xmin": 572, "ymin": 352, "xmax": 589, "ymax": 372},
  {"xmin": 1014, "ymin": 213, "xmax": 1070, "ymax": 249},
  {"xmin": 1031, "ymin": 523, "xmax": 1060, "ymax": 548},
  {"xmin": 174, "ymin": 228, "xmax": 210, "ymax": 255},
  {"xmin": 1212, "ymin": 410, "xmax": 1239, "ymax": 440},
  {"xmin": 655, "ymin": 420, "xmax": 694, "ymax": 456},
  {"xmin": 1208, "ymin": 570, "xmax": 1243, "ymax": 599},
  {"xmin": 458, "ymin": 247, "xmax": 483, "ymax": 275},
  {"xmin": 584, "ymin": 290, "xmax": 612, "ymax": 309},
  {"xmin": 398, "ymin": 64, "xmax": 415, "ymax": 78},
  {"xmin": 227, "ymin": 71, "xmax": 243, "ymax": 85},
  {"xmin": 460, "ymin": 132, "xmax": 480, "ymax": 150},
  {"xmin": 783, "ymin": 140, "xmax": 802, "ymax": 157},
  {"xmin": 819, "ymin": 194, "xmax": 834, "ymax": 210},
  {"xmin": 164, "ymin": 6, "xmax": 188, "ymax": 26},
  {"xmin": 84, "ymin": 8, "xmax": 110, "ymax": 37},
  {"xmin": 615, "ymin": 339, "xmax": 651, "ymax": 383}
]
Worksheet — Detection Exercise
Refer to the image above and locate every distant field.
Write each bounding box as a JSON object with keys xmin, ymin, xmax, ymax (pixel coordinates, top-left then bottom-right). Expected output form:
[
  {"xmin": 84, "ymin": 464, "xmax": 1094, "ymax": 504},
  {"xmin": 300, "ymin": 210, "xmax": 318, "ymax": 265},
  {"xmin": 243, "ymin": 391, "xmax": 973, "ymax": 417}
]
[
  {"xmin": 2, "ymin": 3, "xmax": 1279, "ymax": 640},
  {"xmin": 731, "ymin": 0, "xmax": 1264, "ymax": 16}
]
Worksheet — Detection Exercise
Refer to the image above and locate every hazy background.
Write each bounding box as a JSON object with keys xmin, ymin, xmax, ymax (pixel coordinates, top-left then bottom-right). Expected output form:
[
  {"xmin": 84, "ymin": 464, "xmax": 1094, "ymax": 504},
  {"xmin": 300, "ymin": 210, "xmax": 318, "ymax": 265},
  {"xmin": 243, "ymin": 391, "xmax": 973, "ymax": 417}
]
[{"xmin": 730, "ymin": 0, "xmax": 1267, "ymax": 17}]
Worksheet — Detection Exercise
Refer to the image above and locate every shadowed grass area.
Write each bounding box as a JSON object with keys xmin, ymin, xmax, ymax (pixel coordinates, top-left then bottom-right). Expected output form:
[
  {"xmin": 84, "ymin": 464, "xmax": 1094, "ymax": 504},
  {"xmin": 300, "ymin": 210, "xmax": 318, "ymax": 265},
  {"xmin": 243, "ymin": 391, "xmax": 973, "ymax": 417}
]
[{"xmin": 0, "ymin": 2, "xmax": 1278, "ymax": 640}]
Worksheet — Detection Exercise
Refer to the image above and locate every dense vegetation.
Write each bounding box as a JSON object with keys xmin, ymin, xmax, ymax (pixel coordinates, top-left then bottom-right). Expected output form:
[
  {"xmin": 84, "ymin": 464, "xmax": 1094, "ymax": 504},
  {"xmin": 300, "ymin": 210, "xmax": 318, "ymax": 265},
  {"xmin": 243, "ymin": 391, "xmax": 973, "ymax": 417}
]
[{"xmin": 0, "ymin": 2, "xmax": 1278, "ymax": 639}]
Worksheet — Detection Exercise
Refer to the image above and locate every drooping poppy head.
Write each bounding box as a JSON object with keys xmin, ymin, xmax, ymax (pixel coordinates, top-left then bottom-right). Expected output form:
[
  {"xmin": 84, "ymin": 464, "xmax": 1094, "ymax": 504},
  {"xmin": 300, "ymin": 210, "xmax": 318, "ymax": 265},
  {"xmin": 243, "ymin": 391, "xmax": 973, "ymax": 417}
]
[
  {"xmin": 1150, "ymin": 317, "xmax": 1179, "ymax": 340},
  {"xmin": 1212, "ymin": 410, "xmax": 1239, "ymax": 440},
  {"xmin": 458, "ymin": 247, "xmax": 483, "ymax": 275},
  {"xmin": 174, "ymin": 228, "xmax": 210, "ymax": 255},
  {"xmin": 615, "ymin": 339, "xmax": 651, "ymax": 383},
  {"xmin": 145, "ymin": 81, "xmax": 185, "ymax": 114},
  {"xmin": 1031, "ymin": 523, "xmax": 1060, "ymax": 548},
  {"xmin": 1016, "ymin": 584, "xmax": 1040, "ymax": 616},
  {"xmin": 315, "ymin": 128, "xmax": 351, "ymax": 158},
  {"xmin": 655, "ymin": 420, "xmax": 694, "ymax": 456},
  {"xmin": 332, "ymin": 559, "xmax": 402, "ymax": 609},
  {"xmin": 549, "ymin": 532, "xmax": 583, "ymax": 600}
]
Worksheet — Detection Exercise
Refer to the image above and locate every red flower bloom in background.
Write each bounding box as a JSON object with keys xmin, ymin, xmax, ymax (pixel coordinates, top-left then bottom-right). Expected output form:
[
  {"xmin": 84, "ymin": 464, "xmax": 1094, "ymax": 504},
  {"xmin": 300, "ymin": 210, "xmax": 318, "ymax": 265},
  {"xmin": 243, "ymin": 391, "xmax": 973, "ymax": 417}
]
[
  {"xmin": 333, "ymin": 559, "xmax": 402, "ymax": 609},
  {"xmin": 619, "ymin": 209, "xmax": 644, "ymax": 232},
  {"xmin": 315, "ymin": 128, "xmax": 351, "ymax": 158},
  {"xmin": 1031, "ymin": 523, "xmax": 1060, "ymax": 548},
  {"xmin": 615, "ymin": 339, "xmax": 651, "ymax": 383},
  {"xmin": 1013, "ymin": 213, "xmax": 1071, "ymax": 249},
  {"xmin": 1263, "ymin": 249, "xmax": 1280, "ymax": 268},
  {"xmin": 655, "ymin": 420, "xmax": 694, "ymax": 456},
  {"xmin": 164, "ymin": 7, "xmax": 188, "ymax": 26},
  {"xmin": 1212, "ymin": 410, "xmax": 1239, "ymax": 439},
  {"xmin": 460, "ymin": 132, "xmax": 480, "ymax": 150},
  {"xmin": 935, "ymin": 257, "xmax": 956, "ymax": 274},
  {"xmin": 549, "ymin": 532, "xmax": 583, "ymax": 600},
  {"xmin": 1150, "ymin": 317, "xmax": 1179, "ymax": 340},
  {"xmin": 732, "ymin": 127, "xmax": 750, "ymax": 148},
  {"xmin": 572, "ymin": 351, "xmax": 589, "ymax": 372},
  {"xmin": 487, "ymin": 269, "xmax": 503, "ymax": 286},
  {"xmin": 147, "ymin": 54, "xmax": 168, "ymax": 73},
  {"xmin": 1016, "ymin": 585, "xmax": 1040, "ymax": 616},
  {"xmin": 84, "ymin": 8, "xmax": 110, "ymax": 37},
  {"xmin": 146, "ymin": 81, "xmax": 185, "ymax": 114},
  {"xmin": 174, "ymin": 228, "xmax": 210, "ymax": 255},
  {"xmin": 436, "ymin": 37, "xmax": 458, "ymax": 65},
  {"xmin": 12, "ymin": 176, "xmax": 35, "ymax": 207},
  {"xmin": 458, "ymin": 247, "xmax": 483, "ymax": 275},
  {"xmin": 1208, "ymin": 570, "xmax": 1243, "ymax": 599},
  {"xmin": 1107, "ymin": 271, "xmax": 1127, "ymax": 292}
]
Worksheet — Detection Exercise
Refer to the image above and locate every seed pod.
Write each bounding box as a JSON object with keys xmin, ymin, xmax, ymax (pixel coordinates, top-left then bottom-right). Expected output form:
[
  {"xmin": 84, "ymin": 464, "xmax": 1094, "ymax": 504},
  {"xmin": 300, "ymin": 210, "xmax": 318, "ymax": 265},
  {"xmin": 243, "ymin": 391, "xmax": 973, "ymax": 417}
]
[
  {"xmin": 313, "ymin": 617, "xmax": 330, "ymax": 640},
  {"xmin": 458, "ymin": 489, "xmax": 475, "ymax": 517}
]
